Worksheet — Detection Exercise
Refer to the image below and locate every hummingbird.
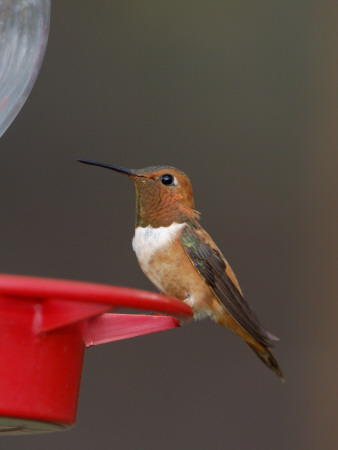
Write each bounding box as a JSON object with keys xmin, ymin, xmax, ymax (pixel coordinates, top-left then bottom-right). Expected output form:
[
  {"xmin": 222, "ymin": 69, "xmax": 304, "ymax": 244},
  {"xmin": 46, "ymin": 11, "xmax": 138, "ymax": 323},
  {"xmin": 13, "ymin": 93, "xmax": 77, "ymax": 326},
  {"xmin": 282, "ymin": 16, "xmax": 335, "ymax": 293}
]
[{"xmin": 78, "ymin": 160, "xmax": 284, "ymax": 381}]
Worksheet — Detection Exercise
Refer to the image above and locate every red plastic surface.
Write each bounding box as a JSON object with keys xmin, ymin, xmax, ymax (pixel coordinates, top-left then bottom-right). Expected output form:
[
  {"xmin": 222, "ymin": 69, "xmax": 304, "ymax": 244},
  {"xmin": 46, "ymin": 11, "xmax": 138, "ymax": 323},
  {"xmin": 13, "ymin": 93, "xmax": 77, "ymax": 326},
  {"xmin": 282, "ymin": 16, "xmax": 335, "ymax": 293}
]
[
  {"xmin": 84, "ymin": 313, "xmax": 181, "ymax": 347},
  {"xmin": 0, "ymin": 296, "xmax": 84, "ymax": 433},
  {"xmin": 0, "ymin": 274, "xmax": 192, "ymax": 318},
  {"xmin": 0, "ymin": 274, "xmax": 193, "ymax": 434}
]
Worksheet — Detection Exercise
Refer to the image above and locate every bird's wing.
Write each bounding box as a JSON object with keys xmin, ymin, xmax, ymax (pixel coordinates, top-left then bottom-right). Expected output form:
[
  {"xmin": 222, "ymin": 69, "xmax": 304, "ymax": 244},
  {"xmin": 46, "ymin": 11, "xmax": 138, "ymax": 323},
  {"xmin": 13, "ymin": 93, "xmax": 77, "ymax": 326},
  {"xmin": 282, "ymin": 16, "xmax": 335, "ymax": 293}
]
[{"xmin": 180, "ymin": 224, "xmax": 276, "ymax": 347}]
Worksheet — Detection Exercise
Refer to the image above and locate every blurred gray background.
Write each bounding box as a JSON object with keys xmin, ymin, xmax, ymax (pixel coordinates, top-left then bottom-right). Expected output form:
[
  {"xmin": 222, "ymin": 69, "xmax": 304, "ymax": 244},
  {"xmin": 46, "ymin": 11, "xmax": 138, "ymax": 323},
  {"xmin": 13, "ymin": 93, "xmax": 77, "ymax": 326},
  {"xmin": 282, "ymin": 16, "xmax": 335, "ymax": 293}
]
[{"xmin": 1, "ymin": 1, "xmax": 337, "ymax": 449}]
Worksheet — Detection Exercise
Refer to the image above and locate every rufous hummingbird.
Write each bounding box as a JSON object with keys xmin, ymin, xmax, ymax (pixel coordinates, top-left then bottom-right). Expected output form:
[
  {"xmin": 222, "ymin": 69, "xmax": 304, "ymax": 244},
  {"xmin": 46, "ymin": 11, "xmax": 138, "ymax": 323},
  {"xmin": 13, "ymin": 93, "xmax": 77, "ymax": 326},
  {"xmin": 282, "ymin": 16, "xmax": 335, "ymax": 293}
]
[{"xmin": 78, "ymin": 160, "xmax": 284, "ymax": 381}]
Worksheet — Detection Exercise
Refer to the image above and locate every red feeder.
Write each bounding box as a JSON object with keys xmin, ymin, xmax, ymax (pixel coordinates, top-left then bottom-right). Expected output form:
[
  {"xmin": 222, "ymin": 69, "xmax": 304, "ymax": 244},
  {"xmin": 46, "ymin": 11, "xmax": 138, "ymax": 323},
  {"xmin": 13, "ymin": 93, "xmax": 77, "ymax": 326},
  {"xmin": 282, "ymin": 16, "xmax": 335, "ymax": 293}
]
[{"xmin": 0, "ymin": 274, "xmax": 193, "ymax": 435}]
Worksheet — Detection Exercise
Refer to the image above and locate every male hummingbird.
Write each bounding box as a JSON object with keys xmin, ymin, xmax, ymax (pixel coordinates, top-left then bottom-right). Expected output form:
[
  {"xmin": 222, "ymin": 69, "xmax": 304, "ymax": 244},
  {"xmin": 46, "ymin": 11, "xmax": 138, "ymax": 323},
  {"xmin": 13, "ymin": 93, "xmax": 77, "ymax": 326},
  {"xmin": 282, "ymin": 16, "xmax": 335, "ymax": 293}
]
[{"xmin": 79, "ymin": 160, "xmax": 284, "ymax": 381}]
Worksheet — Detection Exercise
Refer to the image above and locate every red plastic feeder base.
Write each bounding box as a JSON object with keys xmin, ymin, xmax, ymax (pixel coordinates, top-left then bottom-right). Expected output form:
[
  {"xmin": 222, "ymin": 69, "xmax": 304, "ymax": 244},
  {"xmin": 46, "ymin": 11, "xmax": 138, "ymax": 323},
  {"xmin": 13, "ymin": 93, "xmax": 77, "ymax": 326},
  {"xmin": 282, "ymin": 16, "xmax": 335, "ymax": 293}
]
[{"xmin": 0, "ymin": 275, "xmax": 192, "ymax": 435}]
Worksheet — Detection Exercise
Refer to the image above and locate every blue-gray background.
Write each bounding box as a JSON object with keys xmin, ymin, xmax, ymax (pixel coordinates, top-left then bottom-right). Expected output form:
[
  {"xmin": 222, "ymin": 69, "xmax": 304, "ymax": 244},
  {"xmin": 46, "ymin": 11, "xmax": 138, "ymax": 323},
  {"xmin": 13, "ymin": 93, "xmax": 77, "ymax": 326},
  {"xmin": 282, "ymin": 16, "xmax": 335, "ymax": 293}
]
[{"xmin": 1, "ymin": 1, "xmax": 337, "ymax": 449}]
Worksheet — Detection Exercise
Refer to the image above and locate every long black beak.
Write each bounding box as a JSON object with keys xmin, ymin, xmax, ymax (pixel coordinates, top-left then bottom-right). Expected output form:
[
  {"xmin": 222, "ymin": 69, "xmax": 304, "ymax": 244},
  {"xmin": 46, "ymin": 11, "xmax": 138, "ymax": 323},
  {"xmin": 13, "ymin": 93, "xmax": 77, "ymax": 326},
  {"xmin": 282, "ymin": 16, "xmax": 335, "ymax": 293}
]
[{"xmin": 77, "ymin": 159, "xmax": 143, "ymax": 178}]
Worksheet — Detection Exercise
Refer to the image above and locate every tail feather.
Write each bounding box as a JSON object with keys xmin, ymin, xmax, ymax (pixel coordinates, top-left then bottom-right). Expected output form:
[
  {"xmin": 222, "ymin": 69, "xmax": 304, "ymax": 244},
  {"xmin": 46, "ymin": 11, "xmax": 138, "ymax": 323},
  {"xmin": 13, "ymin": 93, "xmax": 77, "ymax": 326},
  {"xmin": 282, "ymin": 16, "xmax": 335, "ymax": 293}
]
[
  {"xmin": 247, "ymin": 342, "xmax": 285, "ymax": 382},
  {"xmin": 212, "ymin": 311, "xmax": 285, "ymax": 381}
]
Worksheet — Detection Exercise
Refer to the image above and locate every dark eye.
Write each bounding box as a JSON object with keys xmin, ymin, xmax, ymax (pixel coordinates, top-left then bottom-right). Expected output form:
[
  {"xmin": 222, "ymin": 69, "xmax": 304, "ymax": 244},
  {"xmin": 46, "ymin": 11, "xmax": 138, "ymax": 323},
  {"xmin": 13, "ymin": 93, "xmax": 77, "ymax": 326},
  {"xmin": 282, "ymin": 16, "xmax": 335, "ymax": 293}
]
[{"xmin": 160, "ymin": 174, "xmax": 174, "ymax": 185}]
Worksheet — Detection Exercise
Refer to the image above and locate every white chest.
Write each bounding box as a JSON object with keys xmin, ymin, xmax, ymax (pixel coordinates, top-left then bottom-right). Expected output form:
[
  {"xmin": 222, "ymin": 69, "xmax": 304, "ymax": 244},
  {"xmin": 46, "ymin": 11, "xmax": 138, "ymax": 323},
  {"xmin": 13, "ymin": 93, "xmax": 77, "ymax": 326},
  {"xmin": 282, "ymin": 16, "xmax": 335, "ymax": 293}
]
[{"xmin": 132, "ymin": 223, "xmax": 185, "ymax": 264}]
